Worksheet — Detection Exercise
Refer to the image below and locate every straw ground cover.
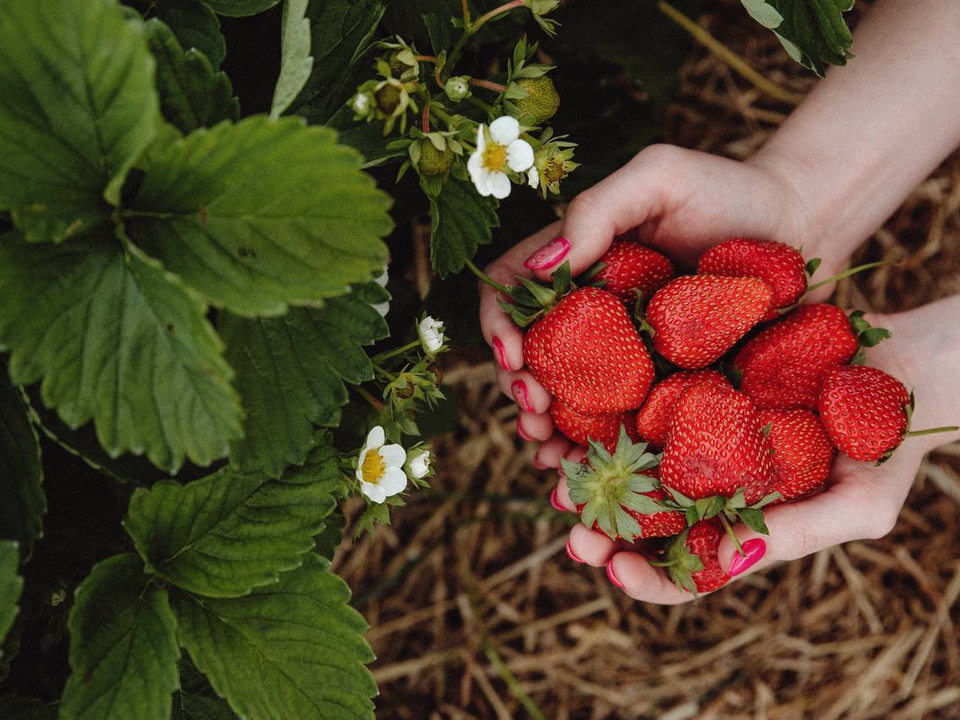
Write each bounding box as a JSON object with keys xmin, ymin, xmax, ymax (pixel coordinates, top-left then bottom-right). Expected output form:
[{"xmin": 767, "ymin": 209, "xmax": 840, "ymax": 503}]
[{"xmin": 338, "ymin": 2, "xmax": 960, "ymax": 716}]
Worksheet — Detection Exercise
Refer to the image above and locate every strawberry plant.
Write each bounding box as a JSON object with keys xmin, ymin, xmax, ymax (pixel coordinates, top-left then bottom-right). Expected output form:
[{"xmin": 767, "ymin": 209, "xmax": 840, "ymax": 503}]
[{"xmin": 0, "ymin": 0, "xmax": 869, "ymax": 716}]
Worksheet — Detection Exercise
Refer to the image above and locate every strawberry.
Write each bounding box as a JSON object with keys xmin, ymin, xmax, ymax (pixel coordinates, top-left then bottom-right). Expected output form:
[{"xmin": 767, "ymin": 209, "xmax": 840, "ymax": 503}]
[
  {"xmin": 757, "ymin": 409, "xmax": 835, "ymax": 502},
  {"xmin": 733, "ymin": 304, "xmax": 871, "ymax": 410},
  {"xmin": 550, "ymin": 400, "xmax": 639, "ymax": 452},
  {"xmin": 562, "ymin": 430, "xmax": 685, "ymax": 541},
  {"xmin": 645, "ymin": 275, "xmax": 773, "ymax": 369},
  {"xmin": 697, "ymin": 238, "xmax": 807, "ymax": 316},
  {"xmin": 817, "ymin": 365, "xmax": 911, "ymax": 462},
  {"xmin": 660, "ymin": 519, "xmax": 729, "ymax": 594},
  {"xmin": 635, "ymin": 370, "xmax": 731, "ymax": 450},
  {"xmin": 659, "ymin": 382, "xmax": 773, "ymax": 506},
  {"xmin": 523, "ymin": 286, "xmax": 654, "ymax": 414},
  {"xmin": 593, "ymin": 241, "xmax": 675, "ymax": 305}
]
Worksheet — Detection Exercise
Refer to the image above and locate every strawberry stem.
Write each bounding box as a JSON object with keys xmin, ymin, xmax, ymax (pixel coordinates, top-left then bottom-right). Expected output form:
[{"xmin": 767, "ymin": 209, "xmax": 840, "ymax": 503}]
[
  {"xmin": 904, "ymin": 425, "xmax": 959, "ymax": 437},
  {"xmin": 807, "ymin": 260, "xmax": 895, "ymax": 292},
  {"xmin": 465, "ymin": 258, "xmax": 513, "ymax": 295},
  {"xmin": 718, "ymin": 514, "xmax": 746, "ymax": 557}
]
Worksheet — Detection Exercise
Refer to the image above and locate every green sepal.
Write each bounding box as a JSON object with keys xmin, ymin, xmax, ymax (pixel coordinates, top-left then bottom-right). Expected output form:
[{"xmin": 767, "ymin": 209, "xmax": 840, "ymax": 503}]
[
  {"xmin": 661, "ymin": 529, "xmax": 703, "ymax": 596},
  {"xmin": 737, "ymin": 508, "xmax": 768, "ymax": 535},
  {"xmin": 849, "ymin": 310, "xmax": 892, "ymax": 348},
  {"xmin": 725, "ymin": 363, "xmax": 744, "ymax": 390},
  {"xmin": 497, "ymin": 261, "xmax": 574, "ymax": 327},
  {"xmin": 517, "ymin": 276, "xmax": 559, "ymax": 309},
  {"xmin": 577, "ymin": 261, "xmax": 607, "ymax": 285},
  {"xmin": 805, "ymin": 257, "xmax": 822, "ymax": 277}
]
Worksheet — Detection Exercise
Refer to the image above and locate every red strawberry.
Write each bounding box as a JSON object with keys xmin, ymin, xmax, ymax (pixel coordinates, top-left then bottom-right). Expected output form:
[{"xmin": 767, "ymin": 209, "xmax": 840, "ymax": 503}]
[
  {"xmin": 594, "ymin": 241, "xmax": 675, "ymax": 305},
  {"xmin": 698, "ymin": 238, "xmax": 807, "ymax": 316},
  {"xmin": 817, "ymin": 365, "xmax": 911, "ymax": 462},
  {"xmin": 662, "ymin": 519, "xmax": 729, "ymax": 594},
  {"xmin": 733, "ymin": 304, "xmax": 859, "ymax": 410},
  {"xmin": 635, "ymin": 370, "xmax": 731, "ymax": 450},
  {"xmin": 646, "ymin": 275, "xmax": 773, "ymax": 369},
  {"xmin": 660, "ymin": 383, "xmax": 773, "ymax": 505},
  {"xmin": 562, "ymin": 430, "xmax": 685, "ymax": 541},
  {"xmin": 757, "ymin": 409, "xmax": 835, "ymax": 502},
  {"xmin": 524, "ymin": 287, "xmax": 654, "ymax": 413},
  {"xmin": 550, "ymin": 400, "xmax": 639, "ymax": 452}
]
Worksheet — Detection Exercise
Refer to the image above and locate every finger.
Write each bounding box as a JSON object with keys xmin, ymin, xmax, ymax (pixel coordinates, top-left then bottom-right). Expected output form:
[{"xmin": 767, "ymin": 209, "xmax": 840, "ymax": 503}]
[
  {"xmin": 478, "ymin": 222, "xmax": 562, "ymax": 371},
  {"xmin": 607, "ymin": 552, "xmax": 697, "ymax": 605},
  {"xmin": 566, "ymin": 523, "xmax": 616, "ymax": 567},
  {"xmin": 517, "ymin": 410, "xmax": 553, "ymax": 442},
  {"xmin": 495, "ymin": 369, "xmax": 551, "ymax": 414},
  {"xmin": 535, "ymin": 433, "xmax": 571, "ymax": 470},
  {"xmin": 552, "ymin": 470, "xmax": 575, "ymax": 511},
  {"xmin": 717, "ymin": 452, "xmax": 918, "ymax": 576}
]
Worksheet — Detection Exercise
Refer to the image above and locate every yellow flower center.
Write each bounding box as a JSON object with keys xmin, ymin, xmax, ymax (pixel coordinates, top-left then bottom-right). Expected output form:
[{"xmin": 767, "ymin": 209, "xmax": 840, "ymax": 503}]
[
  {"xmin": 543, "ymin": 157, "xmax": 566, "ymax": 184},
  {"xmin": 361, "ymin": 450, "xmax": 386, "ymax": 484},
  {"xmin": 482, "ymin": 142, "xmax": 508, "ymax": 172}
]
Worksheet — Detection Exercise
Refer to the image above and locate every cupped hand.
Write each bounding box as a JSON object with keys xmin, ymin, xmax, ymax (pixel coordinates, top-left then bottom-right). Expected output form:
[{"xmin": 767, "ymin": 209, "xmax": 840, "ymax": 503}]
[
  {"xmin": 479, "ymin": 143, "xmax": 839, "ymax": 463},
  {"xmin": 556, "ymin": 298, "xmax": 960, "ymax": 604}
]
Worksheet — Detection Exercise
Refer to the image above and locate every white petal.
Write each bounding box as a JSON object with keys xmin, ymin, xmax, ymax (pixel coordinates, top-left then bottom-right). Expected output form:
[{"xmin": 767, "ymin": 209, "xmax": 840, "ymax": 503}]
[
  {"xmin": 506, "ymin": 139, "xmax": 534, "ymax": 172},
  {"xmin": 371, "ymin": 301, "xmax": 390, "ymax": 317},
  {"xmin": 467, "ymin": 152, "xmax": 485, "ymax": 182},
  {"xmin": 379, "ymin": 443, "xmax": 406, "ymax": 469},
  {"xmin": 379, "ymin": 467, "xmax": 408, "ymax": 496},
  {"xmin": 488, "ymin": 172, "xmax": 511, "ymax": 200},
  {"xmin": 407, "ymin": 450, "xmax": 431, "ymax": 479},
  {"xmin": 355, "ymin": 449, "xmax": 369, "ymax": 483},
  {"xmin": 361, "ymin": 481, "xmax": 386, "ymax": 504},
  {"xmin": 472, "ymin": 168, "xmax": 493, "ymax": 196},
  {"xmin": 475, "ymin": 124, "xmax": 487, "ymax": 153},
  {"xmin": 489, "ymin": 115, "xmax": 520, "ymax": 145},
  {"xmin": 527, "ymin": 167, "xmax": 539, "ymax": 189},
  {"xmin": 375, "ymin": 267, "xmax": 389, "ymax": 287},
  {"xmin": 365, "ymin": 425, "xmax": 385, "ymax": 450}
]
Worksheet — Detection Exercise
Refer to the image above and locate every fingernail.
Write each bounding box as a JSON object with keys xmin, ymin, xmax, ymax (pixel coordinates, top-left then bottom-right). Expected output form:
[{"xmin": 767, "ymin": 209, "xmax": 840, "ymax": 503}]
[
  {"xmin": 728, "ymin": 538, "xmax": 766, "ymax": 577},
  {"xmin": 517, "ymin": 419, "xmax": 533, "ymax": 441},
  {"xmin": 523, "ymin": 236, "xmax": 570, "ymax": 271},
  {"xmin": 550, "ymin": 487, "xmax": 565, "ymax": 511},
  {"xmin": 512, "ymin": 380, "xmax": 533, "ymax": 412},
  {"xmin": 492, "ymin": 336, "xmax": 511, "ymax": 371},
  {"xmin": 566, "ymin": 537, "xmax": 584, "ymax": 563},
  {"xmin": 606, "ymin": 561, "xmax": 625, "ymax": 589}
]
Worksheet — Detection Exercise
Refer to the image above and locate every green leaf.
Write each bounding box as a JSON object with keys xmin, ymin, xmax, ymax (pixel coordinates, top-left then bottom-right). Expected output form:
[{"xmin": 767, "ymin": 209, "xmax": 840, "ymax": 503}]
[
  {"xmin": 144, "ymin": 18, "xmax": 240, "ymax": 134},
  {"xmin": 126, "ymin": 116, "xmax": 392, "ymax": 317},
  {"xmin": 0, "ymin": 371, "xmax": 44, "ymax": 560},
  {"xmin": 764, "ymin": 0, "xmax": 855, "ymax": 76},
  {"xmin": 148, "ymin": 0, "xmax": 227, "ymax": 67},
  {"xmin": 60, "ymin": 554, "xmax": 180, "ymax": 720},
  {"xmin": 271, "ymin": 0, "xmax": 314, "ymax": 118},
  {"xmin": 0, "ymin": 541, "xmax": 23, "ymax": 649},
  {"xmin": 0, "ymin": 696, "xmax": 57, "ymax": 720},
  {"xmin": 740, "ymin": 0, "xmax": 784, "ymax": 27},
  {"xmin": 0, "ymin": 0, "xmax": 159, "ymax": 241},
  {"xmin": 123, "ymin": 443, "xmax": 341, "ymax": 597},
  {"xmin": 176, "ymin": 692, "xmax": 237, "ymax": 720},
  {"xmin": 737, "ymin": 507, "xmax": 770, "ymax": 535},
  {"xmin": 429, "ymin": 176, "xmax": 500, "ymax": 278},
  {"xmin": 201, "ymin": 0, "xmax": 282, "ymax": 17},
  {"xmin": 223, "ymin": 288, "xmax": 387, "ymax": 476},
  {"xmin": 172, "ymin": 554, "xmax": 376, "ymax": 719},
  {"xmin": 313, "ymin": 507, "xmax": 346, "ymax": 560},
  {"xmin": 0, "ymin": 235, "xmax": 243, "ymax": 473},
  {"xmin": 287, "ymin": 0, "xmax": 386, "ymax": 124}
]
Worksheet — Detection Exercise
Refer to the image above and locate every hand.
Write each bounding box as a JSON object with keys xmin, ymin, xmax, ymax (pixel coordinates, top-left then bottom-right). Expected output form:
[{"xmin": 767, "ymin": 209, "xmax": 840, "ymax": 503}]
[
  {"xmin": 478, "ymin": 143, "xmax": 845, "ymax": 465},
  {"xmin": 554, "ymin": 297, "xmax": 960, "ymax": 603}
]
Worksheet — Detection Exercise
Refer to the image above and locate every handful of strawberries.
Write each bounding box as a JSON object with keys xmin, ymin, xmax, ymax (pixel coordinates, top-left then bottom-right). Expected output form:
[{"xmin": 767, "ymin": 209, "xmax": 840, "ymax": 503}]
[{"xmin": 498, "ymin": 238, "xmax": 954, "ymax": 594}]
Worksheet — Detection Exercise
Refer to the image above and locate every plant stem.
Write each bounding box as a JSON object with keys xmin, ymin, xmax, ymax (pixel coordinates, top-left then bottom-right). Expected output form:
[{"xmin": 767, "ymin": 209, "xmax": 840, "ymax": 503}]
[
  {"xmin": 351, "ymin": 385, "xmax": 384, "ymax": 411},
  {"xmin": 414, "ymin": 54, "xmax": 438, "ymax": 63},
  {"xmin": 657, "ymin": 1, "xmax": 805, "ymax": 106},
  {"xmin": 807, "ymin": 260, "xmax": 896, "ymax": 292},
  {"xmin": 481, "ymin": 636, "xmax": 547, "ymax": 720},
  {"xmin": 429, "ymin": 103, "xmax": 456, "ymax": 127},
  {"xmin": 373, "ymin": 340, "xmax": 421, "ymax": 364},
  {"xmin": 466, "ymin": 95, "xmax": 496, "ymax": 115},
  {"xmin": 461, "ymin": 0, "xmax": 471, "ymax": 24},
  {"xmin": 719, "ymin": 513, "xmax": 746, "ymax": 556},
  {"xmin": 372, "ymin": 362, "xmax": 397, "ymax": 381},
  {"xmin": 422, "ymin": 104, "xmax": 430, "ymax": 133},
  {"xmin": 443, "ymin": 0, "xmax": 525, "ymax": 82},
  {"xmin": 905, "ymin": 426, "xmax": 960, "ymax": 437},
  {"xmin": 465, "ymin": 258, "xmax": 513, "ymax": 295},
  {"xmin": 469, "ymin": 78, "xmax": 507, "ymax": 93}
]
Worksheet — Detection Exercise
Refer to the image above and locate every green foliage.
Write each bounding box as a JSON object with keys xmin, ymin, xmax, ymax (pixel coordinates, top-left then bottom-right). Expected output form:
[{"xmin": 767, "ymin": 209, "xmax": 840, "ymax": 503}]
[
  {"xmin": 146, "ymin": 0, "xmax": 228, "ymax": 67},
  {"xmin": 126, "ymin": 116, "xmax": 392, "ymax": 317},
  {"xmin": 0, "ymin": 0, "xmax": 159, "ymax": 241},
  {"xmin": 202, "ymin": 0, "xmax": 282, "ymax": 17},
  {"xmin": 123, "ymin": 445, "xmax": 340, "ymax": 597},
  {"xmin": 271, "ymin": 0, "xmax": 314, "ymax": 117},
  {"xmin": 429, "ymin": 176, "xmax": 500, "ymax": 278},
  {"xmin": 172, "ymin": 555, "xmax": 376, "ymax": 719},
  {"xmin": 223, "ymin": 286, "xmax": 389, "ymax": 476},
  {"xmin": 0, "ymin": 374, "xmax": 44, "ymax": 560},
  {"xmin": 741, "ymin": 0, "xmax": 854, "ymax": 75},
  {"xmin": 0, "ymin": 541, "xmax": 23, "ymax": 649},
  {"xmin": 60, "ymin": 554, "xmax": 181, "ymax": 720},
  {"xmin": 0, "ymin": 696, "xmax": 57, "ymax": 720}
]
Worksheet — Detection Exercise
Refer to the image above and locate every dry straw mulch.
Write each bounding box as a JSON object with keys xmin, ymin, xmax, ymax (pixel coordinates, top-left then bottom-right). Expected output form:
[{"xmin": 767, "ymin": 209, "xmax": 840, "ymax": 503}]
[{"xmin": 338, "ymin": 2, "xmax": 960, "ymax": 716}]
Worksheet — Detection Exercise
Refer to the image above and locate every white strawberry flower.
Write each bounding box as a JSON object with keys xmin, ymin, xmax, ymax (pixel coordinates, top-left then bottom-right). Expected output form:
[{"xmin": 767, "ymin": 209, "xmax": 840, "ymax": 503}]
[
  {"xmin": 406, "ymin": 447, "xmax": 431, "ymax": 479},
  {"xmin": 467, "ymin": 116, "xmax": 534, "ymax": 199},
  {"xmin": 356, "ymin": 426, "xmax": 407, "ymax": 504},
  {"xmin": 418, "ymin": 315, "xmax": 445, "ymax": 355}
]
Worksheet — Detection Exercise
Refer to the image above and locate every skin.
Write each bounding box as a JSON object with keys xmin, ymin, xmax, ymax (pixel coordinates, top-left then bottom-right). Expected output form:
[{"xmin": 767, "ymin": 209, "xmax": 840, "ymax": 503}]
[{"xmin": 477, "ymin": 0, "xmax": 960, "ymax": 602}]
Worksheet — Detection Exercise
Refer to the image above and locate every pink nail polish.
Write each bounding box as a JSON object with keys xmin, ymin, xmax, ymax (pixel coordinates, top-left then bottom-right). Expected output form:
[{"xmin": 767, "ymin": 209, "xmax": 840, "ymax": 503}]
[
  {"xmin": 517, "ymin": 419, "xmax": 533, "ymax": 441},
  {"xmin": 512, "ymin": 380, "xmax": 533, "ymax": 412},
  {"xmin": 492, "ymin": 336, "xmax": 511, "ymax": 371},
  {"xmin": 728, "ymin": 538, "xmax": 766, "ymax": 577},
  {"xmin": 606, "ymin": 561, "xmax": 625, "ymax": 589},
  {"xmin": 550, "ymin": 487, "xmax": 565, "ymax": 511},
  {"xmin": 566, "ymin": 537, "xmax": 584, "ymax": 563},
  {"xmin": 523, "ymin": 237, "xmax": 570, "ymax": 271}
]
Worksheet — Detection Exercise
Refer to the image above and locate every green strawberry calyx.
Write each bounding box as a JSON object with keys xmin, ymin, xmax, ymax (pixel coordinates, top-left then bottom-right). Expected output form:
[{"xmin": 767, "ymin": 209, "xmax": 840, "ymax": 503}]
[
  {"xmin": 648, "ymin": 529, "xmax": 703, "ymax": 595},
  {"xmin": 655, "ymin": 486, "xmax": 781, "ymax": 553},
  {"xmin": 561, "ymin": 426, "xmax": 661, "ymax": 541},
  {"xmin": 848, "ymin": 310, "xmax": 892, "ymax": 364},
  {"xmin": 466, "ymin": 259, "xmax": 575, "ymax": 328},
  {"xmin": 880, "ymin": 391, "xmax": 959, "ymax": 465}
]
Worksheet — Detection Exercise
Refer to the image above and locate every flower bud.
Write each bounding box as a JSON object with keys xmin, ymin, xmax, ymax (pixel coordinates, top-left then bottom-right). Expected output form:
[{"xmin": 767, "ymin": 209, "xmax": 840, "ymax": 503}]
[
  {"xmin": 418, "ymin": 316, "xmax": 445, "ymax": 355},
  {"xmin": 444, "ymin": 76, "xmax": 471, "ymax": 103},
  {"xmin": 406, "ymin": 447, "xmax": 432, "ymax": 479},
  {"xmin": 351, "ymin": 92, "xmax": 373, "ymax": 119}
]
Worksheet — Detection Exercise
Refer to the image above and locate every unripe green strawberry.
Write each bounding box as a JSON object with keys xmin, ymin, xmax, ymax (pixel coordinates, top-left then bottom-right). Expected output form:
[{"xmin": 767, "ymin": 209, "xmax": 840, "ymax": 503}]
[
  {"xmin": 757, "ymin": 408, "xmax": 834, "ymax": 502},
  {"xmin": 418, "ymin": 138, "xmax": 454, "ymax": 176},
  {"xmin": 514, "ymin": 76, "xmax": 560, "ymax": 125}
]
